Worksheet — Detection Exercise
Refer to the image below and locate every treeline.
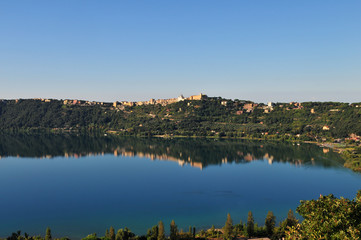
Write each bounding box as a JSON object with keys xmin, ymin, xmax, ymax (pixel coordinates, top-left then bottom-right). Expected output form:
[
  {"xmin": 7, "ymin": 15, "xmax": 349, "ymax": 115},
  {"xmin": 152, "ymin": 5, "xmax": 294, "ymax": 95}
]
[
  {"xmin": 3, "ymin": 191, "xmax": 361, "ymax": 240},
  {"xmin": 0, "ymin": 211, "xmax": 298, "ymax": 240},
  {"xmin": 0, "ymin": 98, "xmax": 360, "ymax": 141}
]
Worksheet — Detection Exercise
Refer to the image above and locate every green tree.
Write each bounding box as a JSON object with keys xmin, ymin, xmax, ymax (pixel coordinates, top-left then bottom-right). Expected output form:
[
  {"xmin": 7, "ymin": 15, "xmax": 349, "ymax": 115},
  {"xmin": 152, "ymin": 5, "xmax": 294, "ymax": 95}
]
[
  {"xmin": 272, "ymin": 210, "xmax": 298, "ymax": 240},
  {"xmin": 81, "ymin": 233, "xmax": 98, "ymax": 240},
  {"xmin": 286, "ymin": 191, "xmax": 361, "ymax": 239},
  {"xmin": 247, "ymin": 211, "xmax": 254, "ymax": 237},
  {"xmin": 45, "ymin": 227, "xmax": 52, "ymax": 240},
  {"xmin": 170, "ymin": 220, "xmax": 178, "ymax": 240},
  {"xmin": 59, "ymin": 237, "xmax": 71, "ymax": 240},
  {"xmin": 223, "ymin": 213, "xmax": 233, "ymax": 240},
  {"xmin": 233, "ymin": 220, "xmax": 244, "ymax": 237},
  {"xmin": 285, "ymin": 209, "xmax": 298, "ymax": 228},
  {"xmin": 210, "ymin": 225, "xmax": 215, "ymax": 237},
  {"xmin": 115, "ymin": 228, "xmax": 134, "ymax": 240},
  {"xmin": 265, "ymin": 211, "xmax": 276, "ymax": 236},
  {"xmin": 115, "ymin": 230, "xmax": 122, "ymax": 240},
  {"xmin": 158, "ymin": 221, "xmax": 165, "ymax": 240},
  {"xmin": 105, "ymin": 229, "xmax": 109, "ymax": 239},
  {"xmin": 146, "ymin": 225, "xmax": 158, "ymax": 240},
  {"xmin": 199, "ymin": 230, "xmax": 206, "ymax": 238},
  {"xmin": 109, "ymin": 226, "xmax": 115, "ymax": 240}
]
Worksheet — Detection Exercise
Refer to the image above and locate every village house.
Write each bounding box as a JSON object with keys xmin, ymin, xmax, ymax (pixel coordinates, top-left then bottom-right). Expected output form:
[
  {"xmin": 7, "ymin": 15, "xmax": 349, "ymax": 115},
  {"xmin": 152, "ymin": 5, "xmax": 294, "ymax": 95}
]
[
  {"xmin": 114, "ymin": 93, "xmax": 208, "ymax": 108},
  {"xmin": 267, "ymin": 102, "xmax": 275, "ymax": 107},
  {"xmin": 177, "ymin": 95, "xmax": 185, "ymax": 101},
  {"xmin": 121, "ymin": 101, "xmax": 135, "ymax": 107},
  {"xmin": 347, "ymin": 133, "xmax": 361, "ymax": 142},
  {"xmin": 263, "ymin": 102, "xmax": 275, "ymax": 113},
  {"xmin": 113, "ymin": 101, "xmax": 120, "ymax": 107},
  {"xmin": 243, "ymin": 103, "xmax": 257, "ymax": 113},
  {"xmin": 86, "ymin": 101, "xmax": 97, "ymax": 105},
  {"xmin": 187, "ymin": 93, "xmax": 207, "ymax": 101},
  {"xmin": 221, "ymin": 100, "xmax": 228, "ymax": 106}
]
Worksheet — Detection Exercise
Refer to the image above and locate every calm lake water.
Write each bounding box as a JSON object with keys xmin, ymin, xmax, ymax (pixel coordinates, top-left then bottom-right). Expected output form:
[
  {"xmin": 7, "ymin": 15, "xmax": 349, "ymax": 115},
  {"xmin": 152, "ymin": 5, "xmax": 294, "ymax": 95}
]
[{"xmin": 0, "ymin": 134, "xmax": 360, "ymax": 239}]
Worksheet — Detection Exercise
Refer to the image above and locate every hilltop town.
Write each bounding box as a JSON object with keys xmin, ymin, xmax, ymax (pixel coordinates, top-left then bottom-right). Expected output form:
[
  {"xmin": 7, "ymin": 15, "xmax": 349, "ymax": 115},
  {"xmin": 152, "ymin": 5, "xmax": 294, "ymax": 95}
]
[
  {"xmin": 11, "ymin": 93, "xmax": 342, "ymax": 116},
  {"xmin": 59, "ymin": 93, "xmax": 207, "ymax": 108}
]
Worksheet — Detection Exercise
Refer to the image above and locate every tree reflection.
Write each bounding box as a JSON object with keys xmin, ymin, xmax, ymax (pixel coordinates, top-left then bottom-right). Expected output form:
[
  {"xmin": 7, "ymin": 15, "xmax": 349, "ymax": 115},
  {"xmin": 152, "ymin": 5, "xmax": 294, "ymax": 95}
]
[{"xmin": 0, "ymin": 134, "xmax": 344, "ymax": 169}]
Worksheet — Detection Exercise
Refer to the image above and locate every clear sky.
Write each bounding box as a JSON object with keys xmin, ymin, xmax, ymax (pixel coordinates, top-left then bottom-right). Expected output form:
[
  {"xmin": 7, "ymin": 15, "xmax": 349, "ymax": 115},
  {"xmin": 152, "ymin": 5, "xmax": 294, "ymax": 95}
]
[{"xmin": 0, "ymin": 1, "xmax": 360, "ymax": 103}]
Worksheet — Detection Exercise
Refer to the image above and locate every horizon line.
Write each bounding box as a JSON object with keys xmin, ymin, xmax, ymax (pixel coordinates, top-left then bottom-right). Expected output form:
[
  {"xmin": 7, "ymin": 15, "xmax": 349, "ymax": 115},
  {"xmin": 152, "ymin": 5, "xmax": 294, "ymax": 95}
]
[{"xmin": 1, "ymin": 95, "xmax": 360, "ymax": 104}]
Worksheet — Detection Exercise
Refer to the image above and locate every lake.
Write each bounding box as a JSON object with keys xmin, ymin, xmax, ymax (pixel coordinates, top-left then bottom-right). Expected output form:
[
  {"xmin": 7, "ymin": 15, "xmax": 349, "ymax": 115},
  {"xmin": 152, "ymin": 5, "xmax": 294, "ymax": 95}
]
[{"xmin": 0, "ymin": 134, "xmax": 360, "ymax": 239}]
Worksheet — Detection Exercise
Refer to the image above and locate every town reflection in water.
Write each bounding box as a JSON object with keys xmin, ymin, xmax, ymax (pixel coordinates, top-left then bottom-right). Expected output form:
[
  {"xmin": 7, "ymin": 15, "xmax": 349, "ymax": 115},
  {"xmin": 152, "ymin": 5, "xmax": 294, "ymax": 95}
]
[{"xmin": 0, "ymin": 133, "xmax": 344, "ymax": 169}]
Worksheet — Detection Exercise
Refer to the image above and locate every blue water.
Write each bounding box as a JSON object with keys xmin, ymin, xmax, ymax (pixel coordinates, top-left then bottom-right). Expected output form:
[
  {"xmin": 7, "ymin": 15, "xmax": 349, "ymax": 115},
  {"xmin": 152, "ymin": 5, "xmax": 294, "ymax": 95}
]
[{"xmin": 0, "ymin": 136, "xmax": 360, "ymax": 239}]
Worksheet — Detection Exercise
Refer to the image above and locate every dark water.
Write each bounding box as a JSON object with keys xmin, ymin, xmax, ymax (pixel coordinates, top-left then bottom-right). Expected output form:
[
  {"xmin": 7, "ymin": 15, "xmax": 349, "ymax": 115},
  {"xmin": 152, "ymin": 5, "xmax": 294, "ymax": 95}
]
[{"xmin": 0, "ymin": 134, "xmax": 360, "ymax": 239}]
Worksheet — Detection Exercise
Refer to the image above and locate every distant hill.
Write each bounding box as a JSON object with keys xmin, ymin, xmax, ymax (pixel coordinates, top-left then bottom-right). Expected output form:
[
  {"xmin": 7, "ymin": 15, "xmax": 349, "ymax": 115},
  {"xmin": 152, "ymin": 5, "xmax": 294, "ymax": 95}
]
[{"xmin": 0, "ymin": 97, "xmax": 360, "ymax": 141}]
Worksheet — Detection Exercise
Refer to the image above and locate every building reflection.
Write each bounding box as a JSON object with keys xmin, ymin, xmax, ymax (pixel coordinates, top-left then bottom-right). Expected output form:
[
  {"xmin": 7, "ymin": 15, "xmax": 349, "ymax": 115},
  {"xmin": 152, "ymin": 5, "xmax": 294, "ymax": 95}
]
[
  {"xmin": 0, "ymin": 134, "xmax": 342, "ymax": 170},
  {"xmin": 3, "ymin": 147, "xmax": 331, "ymax": 170}
]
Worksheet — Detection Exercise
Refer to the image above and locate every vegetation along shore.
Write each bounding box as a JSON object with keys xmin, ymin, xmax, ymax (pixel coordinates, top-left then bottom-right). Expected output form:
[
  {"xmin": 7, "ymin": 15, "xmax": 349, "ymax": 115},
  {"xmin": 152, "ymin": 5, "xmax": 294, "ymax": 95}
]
[{"xmin": 2, "ymin": 191, "xmax": 360, "ymax": 240}]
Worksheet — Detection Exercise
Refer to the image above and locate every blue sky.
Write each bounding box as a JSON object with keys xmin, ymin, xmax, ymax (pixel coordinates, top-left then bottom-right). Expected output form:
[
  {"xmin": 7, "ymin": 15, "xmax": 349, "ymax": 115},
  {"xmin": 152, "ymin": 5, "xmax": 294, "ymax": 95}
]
[{"xmin": 0, "ymin": 1, "xmax": 360, "ymax": 103}]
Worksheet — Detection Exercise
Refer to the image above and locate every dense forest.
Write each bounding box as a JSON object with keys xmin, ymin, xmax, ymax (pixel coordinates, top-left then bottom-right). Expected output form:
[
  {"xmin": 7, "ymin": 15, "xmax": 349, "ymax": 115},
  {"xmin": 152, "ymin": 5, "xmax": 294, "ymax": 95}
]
[
  {"xmin": 0, "ymin": 98, "xmax": 360, "ymax": 141},
  {"xmin": 2, "ymin": 191, "xmax": 361, "ymax": 240}
]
